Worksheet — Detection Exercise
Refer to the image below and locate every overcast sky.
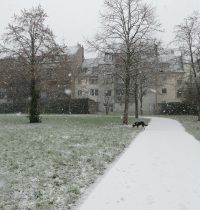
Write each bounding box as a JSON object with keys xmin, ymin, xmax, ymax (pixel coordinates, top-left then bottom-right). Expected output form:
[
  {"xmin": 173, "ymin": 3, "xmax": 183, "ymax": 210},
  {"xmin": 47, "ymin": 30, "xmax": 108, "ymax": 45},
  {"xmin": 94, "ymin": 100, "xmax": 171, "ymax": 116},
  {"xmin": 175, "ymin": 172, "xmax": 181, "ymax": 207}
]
[{"xmin": 0, "ymin": 0, "xmax": 200, "ymax": 57}]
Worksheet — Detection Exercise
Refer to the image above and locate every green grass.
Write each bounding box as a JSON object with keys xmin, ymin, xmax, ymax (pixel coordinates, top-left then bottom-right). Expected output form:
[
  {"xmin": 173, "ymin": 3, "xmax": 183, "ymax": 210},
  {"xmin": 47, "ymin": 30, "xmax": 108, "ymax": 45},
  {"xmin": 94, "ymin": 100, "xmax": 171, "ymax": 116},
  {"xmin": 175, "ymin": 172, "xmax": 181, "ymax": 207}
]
[{"xmin": 0, "ymin": 114, "xmax": 147, "ymax": 210}]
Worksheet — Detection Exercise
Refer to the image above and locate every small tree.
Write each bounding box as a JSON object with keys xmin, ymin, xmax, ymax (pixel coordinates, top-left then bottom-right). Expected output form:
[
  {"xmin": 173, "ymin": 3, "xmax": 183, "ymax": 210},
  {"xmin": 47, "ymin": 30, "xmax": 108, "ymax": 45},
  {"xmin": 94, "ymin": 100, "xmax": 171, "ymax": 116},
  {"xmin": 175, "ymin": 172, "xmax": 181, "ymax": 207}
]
[
  {"xmin": 175, "ymin": 11, "xmax": 200, "ymax": 121},
  {"xmin": 1, "ymin": 5, "xmax": 64, "ymax": 123}
]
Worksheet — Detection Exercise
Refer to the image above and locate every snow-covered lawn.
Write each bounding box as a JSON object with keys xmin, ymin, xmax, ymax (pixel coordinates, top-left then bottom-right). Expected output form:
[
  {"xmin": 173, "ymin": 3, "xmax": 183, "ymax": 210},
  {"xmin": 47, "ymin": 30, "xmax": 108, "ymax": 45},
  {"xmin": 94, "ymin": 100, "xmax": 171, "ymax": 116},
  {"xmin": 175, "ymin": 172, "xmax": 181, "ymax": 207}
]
[
  {"xmin": 0, "ymin": 114, "xmax": 145, "ymax": 210},
  {"xmin": 163, "ymin": 115, "xmax": 200, "ymax": 140},
  {"xmin": 77, "ymin": 117, "xmax": 200, "ymax": 210}
]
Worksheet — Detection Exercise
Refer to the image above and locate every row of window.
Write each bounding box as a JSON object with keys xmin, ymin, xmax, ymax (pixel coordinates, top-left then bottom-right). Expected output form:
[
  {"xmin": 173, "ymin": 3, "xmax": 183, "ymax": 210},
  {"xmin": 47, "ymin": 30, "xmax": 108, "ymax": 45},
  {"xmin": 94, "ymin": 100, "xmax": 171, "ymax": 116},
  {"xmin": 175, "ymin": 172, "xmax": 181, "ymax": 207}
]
[
  {"xmin": 78, "ymin": 77, "xmax": 98, "ymax": 85},
  {"xmin": 161, "ymin": 76, "xmax": 183, "ymax": 85},
  {"xmin": 78, "ymin": 89, "xmax": 113, "ymax": 97},
  {"xmin": 78, "ymin": 88, "xmax": 182, "ymax": 98},
  {"xmin": 78, "ymin": 89, "xmax": 99, "ymax": 96},
  {"xmin": 161, "ymin": 88, "xmax": 182, "ymax": 98},
  {"xmin": 78, "ymin": 76, "xmax": 113, "ymax": 85},
  {"xmin": 80, "ymin": 75, "xmax": 183, "ymax": 86},
  {"xmin": 79, "ymin": 73, "xmax": 115, "ymax": 86}
]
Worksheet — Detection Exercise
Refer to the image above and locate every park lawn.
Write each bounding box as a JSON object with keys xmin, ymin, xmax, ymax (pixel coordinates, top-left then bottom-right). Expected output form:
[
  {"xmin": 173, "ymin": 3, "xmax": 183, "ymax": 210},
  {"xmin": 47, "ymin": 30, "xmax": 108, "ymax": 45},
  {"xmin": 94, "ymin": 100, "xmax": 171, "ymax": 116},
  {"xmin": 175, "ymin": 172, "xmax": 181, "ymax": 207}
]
[{"xmin": 0, "ymin": 114, "xmax": 147, "ymax": 210}]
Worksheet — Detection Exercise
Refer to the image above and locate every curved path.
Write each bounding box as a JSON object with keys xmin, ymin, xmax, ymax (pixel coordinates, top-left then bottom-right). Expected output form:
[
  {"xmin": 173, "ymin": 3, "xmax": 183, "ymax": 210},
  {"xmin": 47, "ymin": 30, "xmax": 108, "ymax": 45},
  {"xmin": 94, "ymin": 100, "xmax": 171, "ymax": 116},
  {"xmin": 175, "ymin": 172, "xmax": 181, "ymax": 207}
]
[{"xmin": 77, "ymin": 117, "xmax": 200, "ymax": 210}]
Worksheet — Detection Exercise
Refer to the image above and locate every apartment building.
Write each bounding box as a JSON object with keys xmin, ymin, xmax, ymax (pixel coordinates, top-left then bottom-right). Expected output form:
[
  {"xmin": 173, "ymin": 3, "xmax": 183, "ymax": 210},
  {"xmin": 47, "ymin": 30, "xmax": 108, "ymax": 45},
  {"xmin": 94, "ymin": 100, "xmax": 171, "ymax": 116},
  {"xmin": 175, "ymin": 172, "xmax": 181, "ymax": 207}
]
[
  {"xmin": 76, "ymin": 50, "xmax": 185, "ymax": 114},
  {"xmin": 0, "ymin": 45, "xmax": 185, "ymax": 114}
]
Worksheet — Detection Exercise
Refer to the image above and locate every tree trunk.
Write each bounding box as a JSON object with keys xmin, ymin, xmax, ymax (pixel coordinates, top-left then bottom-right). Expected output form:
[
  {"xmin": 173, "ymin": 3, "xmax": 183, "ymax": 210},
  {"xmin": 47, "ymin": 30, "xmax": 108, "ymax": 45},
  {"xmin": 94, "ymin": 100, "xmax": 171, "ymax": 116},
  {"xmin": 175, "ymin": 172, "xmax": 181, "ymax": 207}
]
[
  {"xmin": 140, "ymin": 86, "xmax": 143, "ymax": 116},
  {"xmin": 29, "ymin": 36, "xmax": 40, "ymax": 123},
  {"xmin": 123, "ymin": 73, "xmax": 130, "ymax": 124},
  {"xmin": 29, "ymin": 78, "xmax": 40, "ymax": 123},
  {"xmin": 134, "ymin": 82, "xmax": 139, "ymax": 119},
  {"xmin": 68, "ymin": 94, "xmax": 71, "ymax": 114},
  {"xmin": 105, "ymin": 105, "xmax": 109, "ymax": 115}
]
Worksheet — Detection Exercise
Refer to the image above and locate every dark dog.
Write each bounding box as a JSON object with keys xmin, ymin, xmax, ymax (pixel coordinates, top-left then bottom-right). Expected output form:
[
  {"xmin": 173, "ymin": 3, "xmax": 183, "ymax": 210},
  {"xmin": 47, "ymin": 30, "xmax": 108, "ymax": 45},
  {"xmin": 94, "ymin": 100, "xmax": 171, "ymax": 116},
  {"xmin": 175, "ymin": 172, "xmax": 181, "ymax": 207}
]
[{"xmin": 132, "ymin": 121, "xmax": 148, "ymax": 128}]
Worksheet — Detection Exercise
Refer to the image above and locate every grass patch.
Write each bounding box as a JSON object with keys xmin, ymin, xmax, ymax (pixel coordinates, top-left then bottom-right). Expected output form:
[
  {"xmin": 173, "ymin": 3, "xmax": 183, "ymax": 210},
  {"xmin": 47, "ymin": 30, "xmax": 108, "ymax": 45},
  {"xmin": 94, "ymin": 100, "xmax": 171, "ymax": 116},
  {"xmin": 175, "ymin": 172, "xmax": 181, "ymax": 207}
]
[{"xmin": 0, "ymin": 114, "xmax": 147, "ymax": 210}]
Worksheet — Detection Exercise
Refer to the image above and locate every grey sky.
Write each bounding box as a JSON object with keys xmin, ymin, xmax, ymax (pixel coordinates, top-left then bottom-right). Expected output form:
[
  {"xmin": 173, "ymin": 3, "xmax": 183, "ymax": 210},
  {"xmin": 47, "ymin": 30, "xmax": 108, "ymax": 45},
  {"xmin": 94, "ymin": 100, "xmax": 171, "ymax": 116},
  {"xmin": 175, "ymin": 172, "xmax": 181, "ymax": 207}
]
[
  {"xmin": 149, "ymin": 0, "xmax": 200, "ymax": 45},
  {"xmin": 0, "ymin": 0, "xmax": 200, "ymax": 56}
]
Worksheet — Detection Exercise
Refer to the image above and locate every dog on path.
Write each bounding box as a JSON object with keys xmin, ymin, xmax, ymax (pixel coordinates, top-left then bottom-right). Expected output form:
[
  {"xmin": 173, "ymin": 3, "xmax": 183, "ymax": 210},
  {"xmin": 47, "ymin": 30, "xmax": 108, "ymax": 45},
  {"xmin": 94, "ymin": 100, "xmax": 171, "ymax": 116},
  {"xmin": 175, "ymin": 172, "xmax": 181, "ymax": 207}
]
[{"xmin": 132, "ymin": 121, "xmax": 148, "ymax": 128}]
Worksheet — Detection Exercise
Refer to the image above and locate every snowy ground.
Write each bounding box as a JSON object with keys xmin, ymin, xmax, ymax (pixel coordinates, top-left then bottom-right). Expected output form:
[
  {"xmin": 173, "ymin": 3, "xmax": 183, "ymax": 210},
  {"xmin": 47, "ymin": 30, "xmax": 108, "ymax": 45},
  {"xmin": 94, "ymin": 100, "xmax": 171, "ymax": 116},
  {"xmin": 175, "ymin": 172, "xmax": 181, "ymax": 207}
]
[
  {"xmin": 166, "ymin": 115, "xmax": 200, "ymax": 141},
  {"xmin": 77, "ymin": 117, "xmax": 200, "ymax": 210},
  {"xmin": 0, "ymin": 114, "xmax": 143, "ymax": 210}
]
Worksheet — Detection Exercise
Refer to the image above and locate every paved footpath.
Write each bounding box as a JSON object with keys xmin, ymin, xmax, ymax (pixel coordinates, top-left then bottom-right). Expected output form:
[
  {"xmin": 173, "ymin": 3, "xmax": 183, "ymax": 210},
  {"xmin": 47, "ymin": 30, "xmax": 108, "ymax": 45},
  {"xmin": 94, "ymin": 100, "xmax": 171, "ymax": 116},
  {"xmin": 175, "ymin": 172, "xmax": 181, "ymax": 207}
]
[{"xmin": 77, "ymin": 117, "xmax": 200, "ymax": 210}]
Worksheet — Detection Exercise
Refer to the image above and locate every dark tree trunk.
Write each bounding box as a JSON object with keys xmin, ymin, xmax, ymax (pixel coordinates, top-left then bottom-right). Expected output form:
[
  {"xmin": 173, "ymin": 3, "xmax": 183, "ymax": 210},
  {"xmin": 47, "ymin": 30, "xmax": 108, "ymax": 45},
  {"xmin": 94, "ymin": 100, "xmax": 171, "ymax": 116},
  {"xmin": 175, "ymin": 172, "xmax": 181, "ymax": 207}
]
[
  {"xmin": 140, "ymin": 85, "xmax": 143, "ymax": 116},
  {"xmin": 68, "ymin": 94, "xmax": 71, "ymax": 114},
  {"xmin": 105, "ymin": 105, "xmax": 109, "ymax": 115},
  {"xmin": 123, "ymin": 72, "xmax": 130, "ymax": 124},
  {"xmin": 134, "ymin": 83, "xmax": 139, "ymax": 119},
  {"xmin": 29, "ymin": 78, "xmax": 40, "ymax": 123}
]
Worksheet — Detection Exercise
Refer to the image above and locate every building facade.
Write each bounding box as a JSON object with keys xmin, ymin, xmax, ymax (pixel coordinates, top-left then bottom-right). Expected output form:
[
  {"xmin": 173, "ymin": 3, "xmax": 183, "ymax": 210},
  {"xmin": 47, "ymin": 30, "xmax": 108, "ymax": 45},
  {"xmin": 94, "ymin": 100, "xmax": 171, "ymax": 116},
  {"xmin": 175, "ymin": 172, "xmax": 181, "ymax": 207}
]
[
  {"xmin": 75, "ymin": 49, "xmax": 185, "ymax": 114},
  {"xmin": 0, "ymin": 45, "xmax": 186, "ymax": 114}
]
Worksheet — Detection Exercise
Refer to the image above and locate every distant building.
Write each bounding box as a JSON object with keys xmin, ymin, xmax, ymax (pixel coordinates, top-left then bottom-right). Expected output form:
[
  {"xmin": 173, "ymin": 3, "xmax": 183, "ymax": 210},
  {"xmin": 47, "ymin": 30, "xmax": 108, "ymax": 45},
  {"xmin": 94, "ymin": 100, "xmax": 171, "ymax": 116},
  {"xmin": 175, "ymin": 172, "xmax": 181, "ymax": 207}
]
[
  {"xmin": 143, "ymin": 50, "xmax": 185, "ymax": 114},
  {"xmin": 0, "ymin": 45, "xmax": 186, "ymax": 114},
  {"xmin": 75, "ymin": 49, "xmax": 185, "ymax": 114}
]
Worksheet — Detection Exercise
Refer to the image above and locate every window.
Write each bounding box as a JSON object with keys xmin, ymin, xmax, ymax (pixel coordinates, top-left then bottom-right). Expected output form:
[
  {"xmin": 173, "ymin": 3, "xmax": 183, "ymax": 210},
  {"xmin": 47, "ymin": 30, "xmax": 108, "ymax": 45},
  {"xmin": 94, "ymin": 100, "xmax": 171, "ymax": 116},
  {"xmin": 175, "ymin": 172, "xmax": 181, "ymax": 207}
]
[
  {"xmin": 116, "ymin": 89, "xmax": 123, "ymax": 96},
  {"xmin": 90, "ymin": 77, "xmax": 98, "ymax": 84},
  {"xmin": 90, "ymin": 89, "xmax": 98, "ymax": 96},
  {"xmin": 177, "ymin": 80, "xmax": 182, "ymax": 85},
  {"xmin": 104, "ymin": 53, "xmax": 113, "ymax": 62},
  {"xmin": 79, "ymin": 78, "xmax": 87, "ymax": 85},
  {"xmin": 104, "ymin": 74, "xmax": 113, "ymax": 84},
  {"xmin": 78, "ymin": 90, "xmax": 82, "ymax": 96},
  {"xmin": 95, "ymin": 89, "xmax": 98, "ymax": 96},
  {"xmin": 105, "ymin": 90, "xmax": 112, "ymax": 96},
  {"xmin": 90, "ymin": 89, "xmax": 94, "ymax": 96},
  {"xmin": 162, "ymin": 88, "xmax": 167, "ymax": 94},
  {"xmin": 82, "ymin": 67, "xmax": 88, "ymax": 72}
]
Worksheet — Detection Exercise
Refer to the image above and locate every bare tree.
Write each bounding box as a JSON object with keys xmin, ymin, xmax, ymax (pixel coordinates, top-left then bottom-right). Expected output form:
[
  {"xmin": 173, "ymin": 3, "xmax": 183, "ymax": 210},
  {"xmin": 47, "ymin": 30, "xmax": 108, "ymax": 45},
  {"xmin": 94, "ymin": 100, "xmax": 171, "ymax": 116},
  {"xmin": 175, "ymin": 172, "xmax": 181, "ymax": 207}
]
[
  {"xmin": 175, "ymin": 11, "xmax": 200, "ymax": 120},
  {"xmin": 0, "ymin": 5, "xmax": 65, "ymax": 122},
  {"xmin": 88, "ymin": 0, "xmax": 160, "ymax": 124}
]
